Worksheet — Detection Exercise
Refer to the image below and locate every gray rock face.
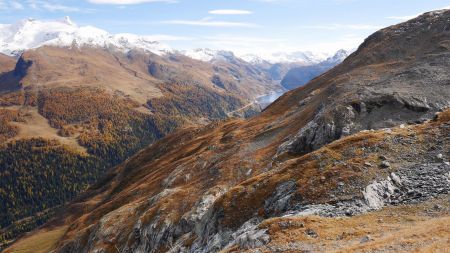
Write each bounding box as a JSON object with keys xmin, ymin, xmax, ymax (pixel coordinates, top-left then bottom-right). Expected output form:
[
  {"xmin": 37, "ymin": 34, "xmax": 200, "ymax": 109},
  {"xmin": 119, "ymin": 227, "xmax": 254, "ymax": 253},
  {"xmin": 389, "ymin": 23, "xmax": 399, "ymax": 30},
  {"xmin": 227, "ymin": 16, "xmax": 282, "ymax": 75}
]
[
  {"xmin": 264, "ymin": 180, "xmax": 300, "ymax": 216},
  {"xmin": 221, "ymin": 163, "xmax": 449, "ymax": 251},
  {"xmin": 58, "ymin": 161, "xmax": 450, "ymax": 253},
  {"xmin": 283, "ymin": 163, "xmax": 450, "ymax": 218},
  {"xmin": 363, "ymin": 163, "xmax": 450, "ymax": 208},
  {"xmin": 277, "ymin": 105, "xmax": 356, "ymax": 155},
  {"xmin": 279, "ymin": 90, "xmax": 449, "ymax": 156}
]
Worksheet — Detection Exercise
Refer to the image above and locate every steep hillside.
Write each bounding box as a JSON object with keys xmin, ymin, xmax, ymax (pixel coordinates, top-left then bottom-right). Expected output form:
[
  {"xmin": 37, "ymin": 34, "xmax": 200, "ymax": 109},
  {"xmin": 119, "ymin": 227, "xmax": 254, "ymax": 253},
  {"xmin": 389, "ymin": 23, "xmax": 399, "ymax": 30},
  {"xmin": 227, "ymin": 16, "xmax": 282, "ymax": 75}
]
[
  {"xmin": 6, "ymin": 9, "xmax": 449, "ymax": 253},
  {"xmin": 0, "ymin": 44, "xmax": 280, "ymax": 247}
]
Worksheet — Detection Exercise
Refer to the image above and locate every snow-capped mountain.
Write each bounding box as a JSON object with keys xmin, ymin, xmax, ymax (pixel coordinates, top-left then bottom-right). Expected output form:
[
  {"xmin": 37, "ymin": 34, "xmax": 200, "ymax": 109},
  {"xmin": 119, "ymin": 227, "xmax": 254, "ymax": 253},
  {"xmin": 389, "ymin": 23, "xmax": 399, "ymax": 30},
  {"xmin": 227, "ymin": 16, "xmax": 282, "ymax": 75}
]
[
  {"xmin": 0, "ymin": 16, "xmax": 350, "ymax": 66},
  {"xmin": 269, "ymin": 51, "xmax": 330, "ymax": 64},
  {"xmin": 322, "ymin": 49, "xmax": 352, "ymax": 65},
  {"xmin": 240, "ymin": 50, "xmax": 351, "ymax": 65},
  {"xmin": 0, "ymin": 17, "xmax": 172, "ymax": 57},
  {"xmin": 181, "ymin": 48, "xmax": 348, "ymax": 66},
  {"xmin": 181, "ymin": 48, "xmax": 219, "ymax": 62},
  {"xmin": 240, "ymin": 54, "xmax": 271, "ymax": 65},
  {"xmin": 180, "ymin": 48, "xmax": 241, "ymax": 63}
]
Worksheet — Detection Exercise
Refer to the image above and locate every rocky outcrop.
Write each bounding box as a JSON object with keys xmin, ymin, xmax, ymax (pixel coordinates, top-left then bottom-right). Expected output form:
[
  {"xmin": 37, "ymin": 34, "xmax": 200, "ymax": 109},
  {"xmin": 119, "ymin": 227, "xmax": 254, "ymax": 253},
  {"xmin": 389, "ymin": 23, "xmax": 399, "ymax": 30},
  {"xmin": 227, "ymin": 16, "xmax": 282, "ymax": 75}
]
[
  {"xmin": 278, "ymin": 94, "xmax": 448, "ymax": 156},
  {"xmin": 277, "ymin": 105, "xmax": 356, "ymax": 155},
  {"xmin": 363, "ymin": 163, "xmax": 450, "ymax": 209}
]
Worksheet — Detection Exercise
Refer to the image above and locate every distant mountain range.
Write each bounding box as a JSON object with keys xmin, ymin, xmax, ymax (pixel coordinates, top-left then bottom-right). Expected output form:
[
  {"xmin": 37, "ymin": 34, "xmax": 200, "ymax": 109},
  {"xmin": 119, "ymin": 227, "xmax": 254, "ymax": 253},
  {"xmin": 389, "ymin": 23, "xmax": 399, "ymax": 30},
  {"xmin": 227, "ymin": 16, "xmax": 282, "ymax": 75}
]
[
  {"xmin": 0, "ymin": 16, "xmax": 351, "ymax": 94},
  {"xmin": 281, "ymin": 49, "xmax": 352, "ymax": 90},
  {"xmin": 0, "ymin": 16, "xmax": 349, "ymax": 66}
]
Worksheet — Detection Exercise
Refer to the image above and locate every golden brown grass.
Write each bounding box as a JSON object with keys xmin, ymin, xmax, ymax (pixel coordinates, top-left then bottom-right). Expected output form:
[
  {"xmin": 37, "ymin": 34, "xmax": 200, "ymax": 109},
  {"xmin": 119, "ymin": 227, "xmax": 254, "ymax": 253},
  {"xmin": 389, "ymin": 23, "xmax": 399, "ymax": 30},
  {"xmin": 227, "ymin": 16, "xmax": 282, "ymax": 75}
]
[
  {"xmin": 3, "ymin": 226, "xmax": 68, "ymax": 253},
  {"xmin": 246, "ymin": 198, "xmax": 450, "ymax": 253},
  {"xmin": 1, "ymin": 106, "xmax": 87, "ymax": 154}
]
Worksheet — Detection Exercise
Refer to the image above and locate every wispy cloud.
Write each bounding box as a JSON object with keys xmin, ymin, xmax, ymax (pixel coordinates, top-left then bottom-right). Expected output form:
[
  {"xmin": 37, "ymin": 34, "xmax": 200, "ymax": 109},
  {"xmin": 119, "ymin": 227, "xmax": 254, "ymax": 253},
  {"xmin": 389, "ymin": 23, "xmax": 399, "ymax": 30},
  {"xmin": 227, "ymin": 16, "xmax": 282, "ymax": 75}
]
[
  {"xmin": 26, "ymin": 0, "xmax": 85, "ymax": 12},
  {"xmin": 300, "ymin": 23, "xmax": 383, "ymax": 30},
  {"xmin": 163, "ymin": 18, "xmax": 260, "ymax": 28},
  {"xmin": 87, "ymin": 0, "xmax": 177, "ymax": 4},
  {"xmin": 0, "ymin": 0, "xmax": 81, "ymax": 12},
  {"xmin": 0, "ymin": 0, "xmax": 24, "ymax": 10},
  {"xmin": 209, "ymin": 9, "xmax": 252, "ymax": 15},
  {"xmin": 10, "ymin": 1, "xmax": 24, "ymax": 9}
]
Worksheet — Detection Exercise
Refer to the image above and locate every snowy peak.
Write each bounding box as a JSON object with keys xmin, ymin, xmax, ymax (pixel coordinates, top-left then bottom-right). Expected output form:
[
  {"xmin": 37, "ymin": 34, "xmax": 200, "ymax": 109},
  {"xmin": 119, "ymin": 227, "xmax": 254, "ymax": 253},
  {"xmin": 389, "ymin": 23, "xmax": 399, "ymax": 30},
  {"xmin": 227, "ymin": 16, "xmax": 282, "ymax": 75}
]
[
  {"xmin": 240, "ymin": 54, "xmax": 271, "ymax": 65},
  {"xmin": 181, "ymin": 49, "xmax": 348, "ymax": 66},
  {"xmin": 181, "ymin": 48, "xmax": 239, "ymax": 63},
  {"xmin": 181, "ymin": 48, "xmax": 219, "ymax": 62},
  {"xmin": 241, "ymin": 51, "xmax": 336, "ymax": 65},
  {"xmin": 322, "ymin": 49, "xmax": 352, "ymax": 65},
  {"xmin": 241, "ymin": 49, "xmax": 351, "ymax": 66},
  {"xmin": 0, "ymin": 17, "xmax": 172, "ymax": 57}
]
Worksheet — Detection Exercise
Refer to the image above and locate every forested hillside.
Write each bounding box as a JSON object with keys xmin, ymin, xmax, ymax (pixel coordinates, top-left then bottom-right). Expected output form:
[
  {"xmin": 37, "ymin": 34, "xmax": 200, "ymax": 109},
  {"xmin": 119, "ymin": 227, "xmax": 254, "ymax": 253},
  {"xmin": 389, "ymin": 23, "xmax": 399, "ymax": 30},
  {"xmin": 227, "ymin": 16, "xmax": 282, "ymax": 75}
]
[{"xmin": 0, "ymin": 46, "xmax": 273, "ymax": 248}]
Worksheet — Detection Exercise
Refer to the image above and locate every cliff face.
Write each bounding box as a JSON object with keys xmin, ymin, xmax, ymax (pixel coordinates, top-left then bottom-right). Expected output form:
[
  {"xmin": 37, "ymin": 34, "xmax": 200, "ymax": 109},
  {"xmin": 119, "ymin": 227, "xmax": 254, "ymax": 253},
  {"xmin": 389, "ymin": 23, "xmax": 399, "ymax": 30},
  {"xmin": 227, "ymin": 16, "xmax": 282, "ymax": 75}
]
[{"xmin": 5, "ymin": 10, "xmax": 450, "ymax": 253}]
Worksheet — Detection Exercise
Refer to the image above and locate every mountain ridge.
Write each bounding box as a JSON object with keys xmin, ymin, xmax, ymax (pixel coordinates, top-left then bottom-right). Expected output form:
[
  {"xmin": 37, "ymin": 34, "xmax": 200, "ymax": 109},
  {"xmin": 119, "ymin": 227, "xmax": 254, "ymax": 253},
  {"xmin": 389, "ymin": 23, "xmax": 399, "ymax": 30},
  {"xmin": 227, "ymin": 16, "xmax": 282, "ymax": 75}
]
[
  {"xmin": 0, "ymin": 16, "xmax": 349, "ymax": 67},
  {"xmin": 0, "ymin": 17, "xmax": 171, "ymax": 57}
]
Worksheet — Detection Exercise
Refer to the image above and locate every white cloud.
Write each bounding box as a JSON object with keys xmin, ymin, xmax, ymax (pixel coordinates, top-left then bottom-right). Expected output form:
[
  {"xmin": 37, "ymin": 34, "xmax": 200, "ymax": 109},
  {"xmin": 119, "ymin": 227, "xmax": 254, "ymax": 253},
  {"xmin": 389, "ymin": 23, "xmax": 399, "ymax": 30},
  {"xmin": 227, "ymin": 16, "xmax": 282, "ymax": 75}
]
[
  {"xmin": 87, "ymin": 0, "xmax": 176, "ymax": 4},
  {"xmin": 300, "ymin": 24, "xmax": 383, "ymax": 30},
  {"xmin": 163, "ymin": 18, "xmax": 260, "ymax": 28},
  {"xmin": 11, "ymin": 1, "xmax": 24, "ymax": 9},
  {"xmin": 27, "ymin": 0, "xmax": 82, "ymax": 12},
  {"xmin": 0, "ymin": 0, "xmax": 24, "ymax": 10},
  {"xmin": 209, "ymin": 9, "xmax": 252, "ymax": 15}
]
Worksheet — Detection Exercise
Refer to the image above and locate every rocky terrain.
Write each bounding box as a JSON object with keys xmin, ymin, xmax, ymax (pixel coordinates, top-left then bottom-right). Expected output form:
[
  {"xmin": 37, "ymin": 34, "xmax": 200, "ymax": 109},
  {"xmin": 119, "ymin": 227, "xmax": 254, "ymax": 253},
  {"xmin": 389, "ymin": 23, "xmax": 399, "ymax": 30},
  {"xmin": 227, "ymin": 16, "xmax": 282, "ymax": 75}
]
[{"xmin": 4, "ymin": 9, "xmax": 449, "ymax": 253}]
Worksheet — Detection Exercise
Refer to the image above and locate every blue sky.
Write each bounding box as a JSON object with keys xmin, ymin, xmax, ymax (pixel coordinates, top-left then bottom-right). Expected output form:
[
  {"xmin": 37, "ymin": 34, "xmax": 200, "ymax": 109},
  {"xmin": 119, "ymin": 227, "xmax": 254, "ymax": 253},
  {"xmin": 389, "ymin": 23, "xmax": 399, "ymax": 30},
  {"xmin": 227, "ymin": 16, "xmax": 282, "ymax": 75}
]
[{"xmin": 0, "ymin": 0, "xmax": 449, "ymax": 56}]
